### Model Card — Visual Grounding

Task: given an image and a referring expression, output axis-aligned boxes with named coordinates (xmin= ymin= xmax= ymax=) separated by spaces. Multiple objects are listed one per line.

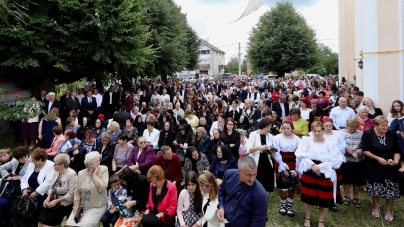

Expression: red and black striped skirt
xmin=300 ymin=161 xmax=342 ymax=208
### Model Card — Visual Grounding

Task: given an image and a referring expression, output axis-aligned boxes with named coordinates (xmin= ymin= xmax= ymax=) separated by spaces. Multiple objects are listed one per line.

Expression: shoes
xmin=330 ymin=206 xmax=338 ymax=212
xmin=385 ymin=213 xmax=393 ymax=222
xmin=28 ymin=146 xmax=34 ymax=149
xmin=279 ymin=201 xmax=287 ymax=215
xmin=318 ymin=221 xmax=325 ymax=227
xmin=343 ymin=196 xmax=350 ymax=206
xmin=353 ymin=198 xmax=360 ymax=208
xmin=371 ymin=209 xmax=380 ymax=218
xmin=286 ymin=200 xmax=294 ymax=217
xmin=304 ymin=218 xmax=311 ymax=227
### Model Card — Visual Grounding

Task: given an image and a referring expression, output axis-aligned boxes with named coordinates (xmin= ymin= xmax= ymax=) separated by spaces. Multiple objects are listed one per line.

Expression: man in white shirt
xmin=160 ymin=89 xmax=170 ymax=104
xmin=76 ymin=88 xmax=85 ymax=104
xmin=92 ymin=88 xmax=103 ymax=110
xmin=330 ymin=97 xmax=356 ymax=129
xmin=173 ymin=102 xmax=185 ymax=120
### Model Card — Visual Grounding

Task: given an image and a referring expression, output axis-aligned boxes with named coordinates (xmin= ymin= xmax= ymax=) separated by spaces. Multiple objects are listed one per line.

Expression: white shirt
xmin=142 ymin=128 xmax=160 ymax=149
xmin=330 ymin=106 xmax=356 ymax=129
xmin=77 ymin=94 xmax=85 ymax=104
xmin=48 ymin=101 xmax=53 ymax=113
xmin=109 ymin=92 xmax=113 ymax=104
xmin=92 ymin=93 xmax=102 ymax=107
xmin=160 ymin=94 xmax=170 ymax=103
xmin=280 ymin=102 xmax=286 ymax=117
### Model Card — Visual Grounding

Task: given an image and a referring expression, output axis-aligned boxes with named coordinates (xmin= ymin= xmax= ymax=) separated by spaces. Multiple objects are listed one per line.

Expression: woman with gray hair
xmin=65 ymin=152 xmax=108 ymax=227
xmin=95 ymin=132 xmax=115 ymax=172
xmin=108 ymin=121 xmax=122 ymax=145
xmin=38 ymin=154 xmax=78 ymax=226
xmin=196 ymin=127 xmax=211 ymax=155
xmin=355 ymin=106 xmax=374 ymax=132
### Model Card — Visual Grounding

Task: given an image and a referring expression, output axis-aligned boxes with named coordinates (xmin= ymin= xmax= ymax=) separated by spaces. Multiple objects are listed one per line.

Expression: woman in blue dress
xmin=38 ymin=108 xmax=61 ymax=148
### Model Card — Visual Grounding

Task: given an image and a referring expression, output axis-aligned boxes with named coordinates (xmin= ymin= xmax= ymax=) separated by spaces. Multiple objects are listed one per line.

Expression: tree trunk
xmin=95 ymin=77 xmax=103 ymax=91
xmin=277 ymin=70 xmax=286 ymax=77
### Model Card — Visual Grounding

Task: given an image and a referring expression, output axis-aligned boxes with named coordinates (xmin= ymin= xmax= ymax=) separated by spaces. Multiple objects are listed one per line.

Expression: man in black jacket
xmin=102 ymin=85 xmax=117 ymax=119
xmin=272 ymin=94 xmax=289 ymax=122
xmin=44 ymin=92 xmax=61 ymax=115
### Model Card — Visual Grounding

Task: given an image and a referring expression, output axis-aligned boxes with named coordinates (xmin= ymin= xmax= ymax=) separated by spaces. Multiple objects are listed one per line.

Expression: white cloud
xmin=174 ymin=0 xmax=339 ymax=63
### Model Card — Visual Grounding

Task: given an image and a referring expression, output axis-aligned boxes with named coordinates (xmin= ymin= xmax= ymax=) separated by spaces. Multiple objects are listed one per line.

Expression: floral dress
xmin=176 ymin=196 xmax=200 ymax=227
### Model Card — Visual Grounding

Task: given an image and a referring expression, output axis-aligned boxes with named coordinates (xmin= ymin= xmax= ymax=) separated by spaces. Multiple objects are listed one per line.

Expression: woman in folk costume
xmin=296 ymin=121 xmax=344 ymax=227
xmin=272 ymin=118 xmax=301 ymax=217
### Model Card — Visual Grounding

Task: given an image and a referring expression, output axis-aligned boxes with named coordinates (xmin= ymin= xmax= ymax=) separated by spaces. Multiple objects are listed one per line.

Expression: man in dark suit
xmin=170 ymin=85 xmax=179 ymax=98
xmin=59 ymin=89 xmax=71 ymax=125
xmin=272 ymin=94 xmax=289 ymax=122
xmin=65 ymin=91 xmax=80 ymax=117
xmin=253 ymin=100 xmax=270 ymax=123
xmin=113 ymin=107 xmax=132 ymax=129
xmin=213 ymin=80 xmax=222 ymax=94
xmin=237 ymin=86 xmax=247 ymax=102
xmin=102 ymin=85 xmax=117 ymax=119
xmin=116 ymin=85 xmax=125 ymax=110
xmin=145 ymin=85 xmax=154 ymax=106
xmin=81 ymin=90 xmax=98 ymax=122
xmin=37 ymin=90 xmax=47 ymax=102
xmin=44 ymin=92 xmax=61 ymax=115
xmin=179 ymin=85 xmax=189 ymax=99
xmin=122 ymin=89 xmax=133 ymax=112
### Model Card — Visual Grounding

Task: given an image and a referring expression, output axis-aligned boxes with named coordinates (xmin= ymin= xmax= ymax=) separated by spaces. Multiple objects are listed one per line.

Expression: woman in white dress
xmin=272 ymin=120 xmax=301 ymax=217
xmin=197 ymin=171 xmax=220 ymax=227
xmin=309 ymin=116 xmax=346 ymax=212
xmin=296 ymin=121 xmax=344 ymax=227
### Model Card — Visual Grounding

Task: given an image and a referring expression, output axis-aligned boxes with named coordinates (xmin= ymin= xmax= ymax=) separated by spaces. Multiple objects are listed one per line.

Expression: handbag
xmin=11 ymin=195 xmax=38 ymax=219
xmin=0 ymin=178 xmax=21 ymax=198
xmin=74 ymin=206 xmax=84 ymax=223
xmin=279 ymin=171 xmax=297 ymax=185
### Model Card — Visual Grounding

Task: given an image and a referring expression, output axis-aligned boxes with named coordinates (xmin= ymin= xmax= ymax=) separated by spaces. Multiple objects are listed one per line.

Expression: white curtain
xmin=233 ymin=0 xmax=264 ymax=22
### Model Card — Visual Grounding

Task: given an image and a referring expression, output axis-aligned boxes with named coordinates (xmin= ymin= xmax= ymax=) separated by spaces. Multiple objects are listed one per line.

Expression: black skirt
xmin=38 ymin=204 xmax=73 ymax=226
xmin=257 ymin=152 xmax=274 ymax=192
xmin=341 ymin=161 xmax=365 ymax=186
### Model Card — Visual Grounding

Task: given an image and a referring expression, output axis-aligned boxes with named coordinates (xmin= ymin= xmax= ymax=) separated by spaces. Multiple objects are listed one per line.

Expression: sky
xmin=172 ymin=0 xmax=339 ymax=64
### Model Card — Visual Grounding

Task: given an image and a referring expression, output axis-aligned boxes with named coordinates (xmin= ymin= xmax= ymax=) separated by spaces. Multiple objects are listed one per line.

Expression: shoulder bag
xmin=11 ymin=195 xmax=37 ymax=219
xmin=0 ymin=177 xmax=21 ymax=198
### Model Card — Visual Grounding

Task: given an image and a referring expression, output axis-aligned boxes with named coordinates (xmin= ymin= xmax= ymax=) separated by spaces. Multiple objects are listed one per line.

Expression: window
xmin=200 ymin=50 xmax=210 ymax=55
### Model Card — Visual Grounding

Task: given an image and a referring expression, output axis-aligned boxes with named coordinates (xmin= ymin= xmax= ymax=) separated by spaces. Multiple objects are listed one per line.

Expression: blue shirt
xmin=218 ymin=169 xmax=268 ymax=227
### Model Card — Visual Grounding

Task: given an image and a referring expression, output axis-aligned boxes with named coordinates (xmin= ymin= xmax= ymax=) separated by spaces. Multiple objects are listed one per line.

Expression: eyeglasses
xmin=54 ymin=163 xmax=63 ymax=166
xmin=139 ymin=141 xmax=147 ymax=144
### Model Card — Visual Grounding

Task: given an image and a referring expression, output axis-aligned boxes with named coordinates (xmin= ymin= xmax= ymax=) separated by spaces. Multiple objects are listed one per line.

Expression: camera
xmin=264 ymin=145 xmax=278 ymax=154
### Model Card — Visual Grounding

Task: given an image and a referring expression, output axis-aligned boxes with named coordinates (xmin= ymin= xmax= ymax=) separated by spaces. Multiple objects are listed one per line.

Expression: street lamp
xmin=358 ymin=59 xmax=363 ymax=69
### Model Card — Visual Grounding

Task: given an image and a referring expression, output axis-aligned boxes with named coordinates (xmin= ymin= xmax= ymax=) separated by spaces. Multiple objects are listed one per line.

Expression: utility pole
xmin=238 ymin=42 xmax=241 ymax=76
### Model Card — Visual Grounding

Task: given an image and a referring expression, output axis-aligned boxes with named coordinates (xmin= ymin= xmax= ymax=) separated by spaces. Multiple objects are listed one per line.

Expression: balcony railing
xmin=199 ymin=64 xmax=210 ymax=70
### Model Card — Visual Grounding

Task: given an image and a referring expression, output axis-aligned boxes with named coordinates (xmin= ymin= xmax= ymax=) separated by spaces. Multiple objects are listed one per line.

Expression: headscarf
xmin=186 ymin=146 xmax=200 ymax=173
xmin=282 ymin=116 xmax=295 ymax=130
xmin=321 ymin=116 xmax=336 ymax=130
xmin=219 ymin=145 xmax=233 ymax=161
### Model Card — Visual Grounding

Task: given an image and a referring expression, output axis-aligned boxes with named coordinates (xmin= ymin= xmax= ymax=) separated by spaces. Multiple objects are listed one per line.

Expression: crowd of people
xmin=1 ymin=74 xmax=404 ymax=227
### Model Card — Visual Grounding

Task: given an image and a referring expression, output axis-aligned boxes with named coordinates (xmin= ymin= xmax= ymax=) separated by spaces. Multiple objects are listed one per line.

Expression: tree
xmin=142 ymin=0 xmax=200 ymax=81
xmin=0 ymin=0 xmax=153 ymax=93
xmin=247 ymin=1 xmax=318 ymax=77
xmin=0 ymin=0 xmax=29 ymax=26
xmin=306 ymin=43 xmax=339 ymax=76
xmin=225 ymin=56 xmax=247 ymax=74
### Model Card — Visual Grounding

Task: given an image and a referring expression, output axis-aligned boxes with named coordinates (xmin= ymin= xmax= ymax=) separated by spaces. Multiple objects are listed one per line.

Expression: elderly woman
xmin=145 ymin=165 xmax=177 ymax=227
xmin=282 ymin=108 xmax=309 ymax=137
xmin=362 ymin=116 xmax=401 ymax=222
xmin=183 ymin=146 xmax=210 ymax=178
xmin=0 ymin=147 xmax=30 ymax=226
xmin=125 ymin=136 xmax=156 ymax=175
xmin=295 ymin=122 xmax=344 ymax=227
xmin=198 ymin=117 xmax=211 ymax=133
xmin=356 ymin=106 xmax=374 ymax=132
xmin=341 ymin=119 xmax=365 ymax=209
xmin=95 ymin=132 xmax=115 ymax=171
xmin=65 ymin=116 xmax=81 ymax=134
xmin=76 ymin=117 xmax=93 ymax=141
xmin=65 ymin=152 xmax=109 ymax=227
xmin=196 ymin=127 xmax=212 ymax=155
xmin=80 ymin=129 xmax=97 ymax=153
xmin=158 ymin=122 xmax=176 ymax=150
xmin=122 ymin=118 xmax=139 ymax=145
xmin=363 ymin=97 xmax=384 ymax=119
xmin=210 ymin=114 xmax=226 ymax=139
xmin=92 ymin=118 xmax=107 ymax=144
xmin=15 ymin=148 xmax=55 ymax=227
xmin=209 ymin=145 xmax=237 ymax=185
xmin=173 ymin=124 xmax=195 ymax=165
xmin=143 ymin=120 xmax=160 ymax=153
xmin=112 ymin=134 xmax=134 ymax=174
xmin=38 ymin=154 xmax=78 ymax=227
xmin=46 ymin=125 xmax=66 ymax=161
xmin=109 ymin=121 xmax=122 ymax=145
xmin=237 ymin=129 xmax=249 ymax=157
xmin=207 ymin=129 xmax=221 ymax=164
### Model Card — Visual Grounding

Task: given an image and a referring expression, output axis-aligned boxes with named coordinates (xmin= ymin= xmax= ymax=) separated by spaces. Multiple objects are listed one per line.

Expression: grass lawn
xmin=1 ymin=133 xmax=404 ymax=227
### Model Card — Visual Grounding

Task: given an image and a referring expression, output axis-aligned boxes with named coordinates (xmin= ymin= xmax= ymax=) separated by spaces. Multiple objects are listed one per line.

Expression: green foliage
xmin=0 ymin=0 xmax=29 ymax=26
xmin=0 ymin=99 xmax=45 ymax=121
xmin=307 ymin=43 xmax=339 ymax=76
xmin=247 ymin=1 xmax=318 ymax=77
xmin=143 ymin=0 xmax=198 ymax=81
xmin=225 ymin=56 xmax=247 ymax=74
xmin=0 ymin=0 xmax=153 ymax=90
xmin=55 ymin=80 xmax=84 ymax=100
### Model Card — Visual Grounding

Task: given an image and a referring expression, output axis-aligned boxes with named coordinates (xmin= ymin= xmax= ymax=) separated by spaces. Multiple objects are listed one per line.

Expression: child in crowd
xmin=101 ymin=175 xmax=127 ymax=227
xmin=0 ymin=148 xmax=12 ymax=166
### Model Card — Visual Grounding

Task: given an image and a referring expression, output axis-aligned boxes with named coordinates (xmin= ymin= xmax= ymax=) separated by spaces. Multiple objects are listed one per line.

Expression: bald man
xmin=329 ymin=97 xmax=356 ymax=130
